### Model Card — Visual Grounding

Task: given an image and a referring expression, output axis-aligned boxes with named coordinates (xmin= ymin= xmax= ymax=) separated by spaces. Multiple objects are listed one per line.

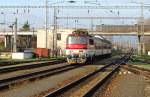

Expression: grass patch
xmin=135 ymin=65 xmax=150 ymax=70
xmin=129 ymin=61 xmax=149 ymax=65
xmin=129 ymin=61 xmax=150 ymax=70
xmin=111 ymin=49 xmax=122 ymax=56
xmin=131 ymin=55 xmax=150 ymax=63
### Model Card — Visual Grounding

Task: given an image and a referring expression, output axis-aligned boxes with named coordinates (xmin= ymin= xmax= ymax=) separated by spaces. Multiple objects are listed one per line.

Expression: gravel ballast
xmin=0 ymin=65 xmax=100 ymax=97
xmin=96 ymin=69 xmax=150 ymax=97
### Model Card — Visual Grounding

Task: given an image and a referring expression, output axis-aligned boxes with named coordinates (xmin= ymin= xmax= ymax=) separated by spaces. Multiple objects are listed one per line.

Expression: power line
xmin=57 ymin=16 xmax=141 ymax=19
xmin=0 ymin=5 xmax=150 ymax=9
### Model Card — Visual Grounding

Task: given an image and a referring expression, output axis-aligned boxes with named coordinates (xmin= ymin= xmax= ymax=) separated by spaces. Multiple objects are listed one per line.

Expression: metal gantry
xmin=137 ymin=0 xmax=145 ymax=55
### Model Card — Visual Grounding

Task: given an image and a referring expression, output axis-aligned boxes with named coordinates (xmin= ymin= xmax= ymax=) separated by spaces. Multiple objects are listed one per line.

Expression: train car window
xmin=109 ymin=45 xmax=111 ymax=49
xmin=105 ymin=45 xmax=108 ymax=49
xmin=57 ymin=33 xmax=61 ymax=40
xmin=89 ymin=39 xmax=94 ymax=45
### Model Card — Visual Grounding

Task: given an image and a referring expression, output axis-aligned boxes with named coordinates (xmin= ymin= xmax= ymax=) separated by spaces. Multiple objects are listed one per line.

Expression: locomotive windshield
xmin=67 ymin=36 xmax=87 ymax=44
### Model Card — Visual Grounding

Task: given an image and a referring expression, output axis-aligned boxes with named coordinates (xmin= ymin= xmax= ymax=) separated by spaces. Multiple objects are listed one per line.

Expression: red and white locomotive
xmin=65 ymin=33 xmax=112 ymax=64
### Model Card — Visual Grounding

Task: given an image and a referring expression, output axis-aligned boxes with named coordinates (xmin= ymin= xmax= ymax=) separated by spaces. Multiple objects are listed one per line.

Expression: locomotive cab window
xmin=89 ymin=39 xmax=94 ymax=45
xmin=67 ymin=36 xmax=87 ymax=44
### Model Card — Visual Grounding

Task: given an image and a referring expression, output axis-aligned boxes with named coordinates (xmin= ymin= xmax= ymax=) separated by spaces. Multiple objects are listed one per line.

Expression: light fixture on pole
xmin=52 ymin=0 xmax=76 ymax=57
xmin=68 ymin=0 xmax=76 ymax=3
xmin=45 ymin=0 xmax=76 ymax=57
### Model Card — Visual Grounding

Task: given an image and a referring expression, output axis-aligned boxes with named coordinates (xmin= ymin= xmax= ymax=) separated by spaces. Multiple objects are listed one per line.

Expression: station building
xmin=37 ymin=28 xmax=74 ymax=56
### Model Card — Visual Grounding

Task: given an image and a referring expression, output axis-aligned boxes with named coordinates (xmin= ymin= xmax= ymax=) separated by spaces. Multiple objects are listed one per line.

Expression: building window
xmin=57 ymin=33 xmax=61 ymax=40
xmin=89 ymin=39 xmax=94 ymax=45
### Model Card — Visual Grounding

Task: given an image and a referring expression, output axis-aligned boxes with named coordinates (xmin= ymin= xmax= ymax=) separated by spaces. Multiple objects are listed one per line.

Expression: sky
xmin=0 ymin=0 xmax=150 ymax=29
xmin=0 ymin=0 xmax=150 ymax=48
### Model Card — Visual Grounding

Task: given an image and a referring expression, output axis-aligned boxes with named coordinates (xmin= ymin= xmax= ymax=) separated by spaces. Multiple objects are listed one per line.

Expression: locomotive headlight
xmin=67 ymin=55 xmax=72 ymax=59
xmin=69 ymin=50 xmax=72 ymax=54
xmin=80 ymin=54 xmax=86 ymax=59
xmin=79 ymin=50 xmax=83 ymax=52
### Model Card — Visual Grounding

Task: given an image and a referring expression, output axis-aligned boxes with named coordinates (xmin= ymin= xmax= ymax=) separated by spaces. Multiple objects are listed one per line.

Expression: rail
xmin=0 ymin=63 xmax=84 ymax=90
xmin=44 ymin=53 xmax=131 ymax=97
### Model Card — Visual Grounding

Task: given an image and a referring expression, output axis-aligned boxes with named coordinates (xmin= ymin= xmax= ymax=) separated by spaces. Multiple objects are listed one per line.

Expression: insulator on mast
xmin=17 ymin=9 xmax=18 ymax=13
xmin=88 ymin=9 xmax=90 ymax=14
xmin=24 ymin=9 xmax=26 ymax=13
xmin=118 ymin=11 xmax=119 ymax=16
xmin=58 ymin=9 xmax=59 ymax=14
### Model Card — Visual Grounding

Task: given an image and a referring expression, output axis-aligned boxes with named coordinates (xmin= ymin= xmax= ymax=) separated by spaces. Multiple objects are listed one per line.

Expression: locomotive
xmin=65 ymin=33 xmax=112 ymax=64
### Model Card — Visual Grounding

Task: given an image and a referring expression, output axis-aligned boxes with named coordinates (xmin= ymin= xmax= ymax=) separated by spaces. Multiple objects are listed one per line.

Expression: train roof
xmin=94 ymin=35 xmax=111 ymax=44
xmin=68 ymin=34 xmax=88 ymax=37
xmin=68 ymin=34 xmax=111 ymax=44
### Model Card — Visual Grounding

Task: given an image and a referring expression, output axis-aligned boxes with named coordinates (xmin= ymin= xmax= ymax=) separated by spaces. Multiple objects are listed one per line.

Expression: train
xmin=65 ymin=33 xmax=112 ymax=64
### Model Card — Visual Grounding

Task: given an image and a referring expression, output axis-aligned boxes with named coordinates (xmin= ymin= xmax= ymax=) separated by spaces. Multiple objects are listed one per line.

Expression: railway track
xmin=0 ymin=62 xmax=86 ymax=90
xmin=0 ymin=58 xmax=66 ymax=67
xmin=0 ymin=55 xmax=119 ymax=92
xmin=44 ymin=54 xmax=131 ymax=97
xmin=0 ymin=60 xmax=36 ymax=67
xmin=0 ymin=60 xmax=65 ymax=74
xmin=140 ymin=60 xmax=150 ymax=64
xmin=123 ymin=65 xmax=150 ymax=79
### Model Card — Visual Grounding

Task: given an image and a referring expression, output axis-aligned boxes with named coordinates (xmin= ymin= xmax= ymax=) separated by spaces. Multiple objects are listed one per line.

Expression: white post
xmin=13 ymin=18 xmax=17 ymax=52
xmin=4 ymin=36 xmax=7 ymax=48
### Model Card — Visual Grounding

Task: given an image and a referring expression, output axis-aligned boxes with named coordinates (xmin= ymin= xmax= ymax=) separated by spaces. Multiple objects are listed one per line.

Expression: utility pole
xmin=91 ymin=19 xmax=93 ymax=31
xmin=13 ymin=18 xmax=17 ymax=52
xmin=45 ymin=0 xmax=48 ymax=49
xmin=53 ymin=6 xmax=57 ymax=57
xmin=66 ymin=14 xmax=69 ymax=29
xmin=32 ymin=27 xmax=35 ymax=48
